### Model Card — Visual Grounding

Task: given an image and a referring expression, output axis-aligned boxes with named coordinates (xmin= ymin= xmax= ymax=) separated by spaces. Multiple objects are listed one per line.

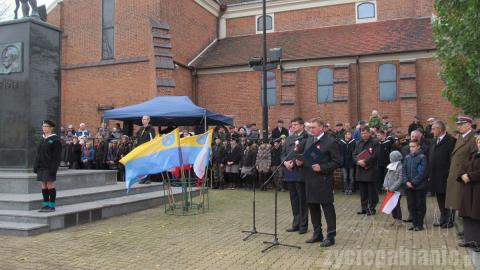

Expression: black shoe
xmin=403 ymin=218 xmax=413 ymax=223
xmin=441 ymin=223 xmax=454 ymax=229
xmin=320 ymin=239 xmax=335 ymax=247
xmin=408 ymin=226 xmax=415 ymax=231
xmin=298 ymin=229 xmax=307 ymax=234
xmin=366 ymin=209 xmax=376 ymax=216
xmin=457 ymin=231 xmax=465 ymax=237
xmin=305 ymin=236 xmax=324 ymax=244
xmin=38 ymin=206 xmax=50 ymax=212
xmin=458 ymin=240 xmax=476 ymax=248
xmin=357 ymin=210 xmax=367 ymax=215
xmin=432 ymin=222 xmax=442 ymax=227
xmin=44 ymin=207 xmax=55 ymax=212
xmin=286 ymin=227 xmax=299 ymax=232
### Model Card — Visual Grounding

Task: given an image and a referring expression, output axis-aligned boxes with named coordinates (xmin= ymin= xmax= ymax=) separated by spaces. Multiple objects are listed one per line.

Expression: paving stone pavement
xmin=0 ymin=190 xmax=476 ymax=270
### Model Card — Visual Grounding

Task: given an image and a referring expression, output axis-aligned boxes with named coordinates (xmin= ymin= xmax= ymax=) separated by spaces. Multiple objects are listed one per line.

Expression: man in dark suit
xmin=353 ymin=126 xmax=379 ymax=215
xmin=428 ymin=120 xmax=456 ymax=228
xmin=282 ymin=117 xmax=309 ymax=234
xmin=271 ymin=120 xmax=290 ymax=141
xmin=297 ymin=118 xmax=342 ymax=247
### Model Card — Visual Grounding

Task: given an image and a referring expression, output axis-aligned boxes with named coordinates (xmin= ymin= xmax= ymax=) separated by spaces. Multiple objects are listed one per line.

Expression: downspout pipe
xmin=355 ymin=56 xmax=361 ymax=122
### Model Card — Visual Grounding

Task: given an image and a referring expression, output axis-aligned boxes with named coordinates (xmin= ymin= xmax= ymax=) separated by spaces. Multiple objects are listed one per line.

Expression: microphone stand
xmin=259 ymin=149 xmax=302 ymax=253
xmin=241 ymin=175 xmax=274 ymax=240
xmin=241 ymin=142 xmax=296 ymax=241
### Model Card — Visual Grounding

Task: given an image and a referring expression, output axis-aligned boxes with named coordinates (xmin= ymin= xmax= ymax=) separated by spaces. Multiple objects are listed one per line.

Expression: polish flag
xmin=380 ymin=191 xmax=401 ymax=214
xmin=193 ymin=139 xmax=210 ymax=180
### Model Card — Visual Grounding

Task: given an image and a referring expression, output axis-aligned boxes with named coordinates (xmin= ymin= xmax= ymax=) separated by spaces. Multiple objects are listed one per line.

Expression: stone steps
xmin=0 ymin=187 xmax=202 ymax=236
xmin=0 ymin=221 xmax=49 ymax=236
xmin=0 ymin=170 xmax=117 ymax=194
xmin=0 ymin=182 xmax=165 ymax=210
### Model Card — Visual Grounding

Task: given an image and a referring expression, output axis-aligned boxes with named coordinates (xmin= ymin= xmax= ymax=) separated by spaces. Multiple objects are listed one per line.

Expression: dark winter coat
xmin=428 ymin=133 xmax=456 ymax=194
xmin=377 ymin=139 xmax=393 ymax=167
xmin=136 ymin=125 xmax=156 ymax=146
xmin=457 ymin=152 xmax=480 ymax=220
xmin=281 ymin=131 xmax=308 ymax=182
xmin=33 ymin=134 xmax=62 ymax=175
xmin=353 ymin=138 xmax=378 ymax=182
xmin=212 ymin=143 xmax=226 ymax=165
xmin=271 ymin=127 xmax=289 ymax=140
xmin=226 ymin=145 xmax=242 ymax=165
xmin=339 ymin=139 xmax=356 ymax=168
xmin=301 ymin=133 xmax=342 ymax=204
xmin=402 ymin=150 xmax=427 ymax=190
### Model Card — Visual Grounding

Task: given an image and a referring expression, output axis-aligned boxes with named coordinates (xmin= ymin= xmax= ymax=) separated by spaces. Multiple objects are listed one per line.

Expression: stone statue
xmin=14 ymin=0 xmax=40 ymax=19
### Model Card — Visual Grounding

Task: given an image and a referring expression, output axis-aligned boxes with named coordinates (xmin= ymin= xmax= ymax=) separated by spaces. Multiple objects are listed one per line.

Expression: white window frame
xmin=255 ymin=14 xmax=274 ymax=34
xmin=355 ymin=1 xmax=377 ymax=24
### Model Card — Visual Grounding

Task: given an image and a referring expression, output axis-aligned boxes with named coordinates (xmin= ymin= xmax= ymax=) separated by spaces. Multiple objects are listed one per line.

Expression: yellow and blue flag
xmin=179 ymin=129 xmax=213 ymax=166
xmin=120 ymin=128 xmax=181 ymax=192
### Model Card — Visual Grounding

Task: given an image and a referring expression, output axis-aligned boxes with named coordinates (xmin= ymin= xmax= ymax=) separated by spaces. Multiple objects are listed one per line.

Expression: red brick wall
xmin=226 ymin=16 xmax=255 ymax=37
xmin=225 ymin=0 xmax=435 ymax=38
xmin=275 ymin=3 xmax=355 ymax=32
xmin=416 ymin=58 xmax=456 ymax=126
xmin=197 ymin=58 xmax=454 ymax=134
xmin=47 ymin=0 xmax=217 ymax=128
xmin=61 ymin=61 xmax=154 ymax=128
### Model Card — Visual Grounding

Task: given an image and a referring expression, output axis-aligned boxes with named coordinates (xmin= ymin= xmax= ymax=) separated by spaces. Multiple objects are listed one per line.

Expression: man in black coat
xmin=136 ymin=115 xmax=156 ymax=146
xmin=271 ymin=120 xmax=289 ymax=141
xmin=297 ymin=118 xmax=342 ymax=247
xmin=428 ymin=120 xmax=456 ymax=228
xmin=353 ymin=126 xmax=379 ymax=215
xmin=135 ymin=115 xmax=156 ymax=184
xmin=282 ymin=117 xmax=309 ymax=234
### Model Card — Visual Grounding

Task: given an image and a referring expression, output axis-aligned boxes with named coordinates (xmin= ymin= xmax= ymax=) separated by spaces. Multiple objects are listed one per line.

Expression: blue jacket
xmin=81 ymin=146 xmax=95 ymax=161
xmin=402 ymin=150 xmax=427 ymax=190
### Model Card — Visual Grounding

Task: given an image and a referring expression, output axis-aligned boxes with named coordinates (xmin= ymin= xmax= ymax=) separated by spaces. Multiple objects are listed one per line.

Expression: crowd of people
xmin=53 ymin=111 xmax=480 ymax=251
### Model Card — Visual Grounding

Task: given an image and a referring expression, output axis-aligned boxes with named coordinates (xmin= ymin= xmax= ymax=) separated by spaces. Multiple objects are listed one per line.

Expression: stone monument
xmin=0 ymin=18 xmax=61 ymax=169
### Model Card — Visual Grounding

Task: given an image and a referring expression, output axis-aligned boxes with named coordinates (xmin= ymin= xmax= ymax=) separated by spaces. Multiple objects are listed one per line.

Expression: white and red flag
xmin=380 ymin=191 xmax=401 ymax=214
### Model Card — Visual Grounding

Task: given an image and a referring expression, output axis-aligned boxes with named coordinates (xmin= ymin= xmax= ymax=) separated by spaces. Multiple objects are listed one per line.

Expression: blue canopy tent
xmin=103 ymin=96 xmax=234 ymax=127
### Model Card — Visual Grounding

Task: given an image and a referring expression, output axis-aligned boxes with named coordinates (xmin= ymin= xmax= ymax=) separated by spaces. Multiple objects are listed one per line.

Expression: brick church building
xmin=46 ymin=0 xmax=456 ymax=131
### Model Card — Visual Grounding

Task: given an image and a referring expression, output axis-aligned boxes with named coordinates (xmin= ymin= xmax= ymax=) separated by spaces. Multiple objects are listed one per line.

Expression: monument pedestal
xmin=0 ymin=18 xmax=61 ymax=169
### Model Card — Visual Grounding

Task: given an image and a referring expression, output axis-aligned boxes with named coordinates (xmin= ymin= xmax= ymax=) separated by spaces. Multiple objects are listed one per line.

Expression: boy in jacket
xmin=403 ymin=140 xmax=427 ymax=231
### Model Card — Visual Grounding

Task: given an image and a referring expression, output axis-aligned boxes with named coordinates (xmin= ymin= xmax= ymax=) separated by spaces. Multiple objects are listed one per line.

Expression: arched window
xmin=357 ymin=2 xmax=375 ymax=20
xmin=317 ymin=68 xmax=334 ymax=103
xmin=256 ymin=15 xmax=273 ymax=32
xmin=261 ymin=71 xmax=276 ymax=106
xmin=379 ymin=64 xmax=397 ymax=101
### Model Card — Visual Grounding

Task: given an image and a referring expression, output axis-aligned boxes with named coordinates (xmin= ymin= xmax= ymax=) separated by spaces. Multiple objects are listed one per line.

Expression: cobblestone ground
xmin=0 ymin=190 xmax=475 ymax=270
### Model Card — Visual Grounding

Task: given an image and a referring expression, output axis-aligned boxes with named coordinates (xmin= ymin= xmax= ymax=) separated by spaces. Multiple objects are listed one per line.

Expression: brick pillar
xmin=150 ymin=19 xmax=175 ymax=96
xmin=398 ymin=60 xmax=418 ymax=132
xmin=332 ymin=64 xmax=350 ymax=124
xmin=279 ymin=68 xmax=300 ymax=120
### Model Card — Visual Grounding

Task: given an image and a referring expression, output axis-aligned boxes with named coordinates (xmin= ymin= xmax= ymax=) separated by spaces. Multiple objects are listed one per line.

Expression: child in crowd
xmin=383 ymin=150 xmax=404 ymax=226
xmin=402 ymin=140 xmax=427 ymax=231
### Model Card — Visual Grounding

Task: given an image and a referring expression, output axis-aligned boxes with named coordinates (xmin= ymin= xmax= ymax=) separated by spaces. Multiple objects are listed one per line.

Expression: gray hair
xmin=432 ymin=120 xmax=446 ymax=132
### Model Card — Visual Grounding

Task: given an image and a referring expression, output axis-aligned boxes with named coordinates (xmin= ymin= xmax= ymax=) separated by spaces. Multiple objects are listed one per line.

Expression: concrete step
xmin=0 ymin=187 xmax=204 ymax=236
xmin=0 ymin=170 xmax=117 ymax=194
xmin=0 ymin=182 xmax=165 ymax=210
xmin=0 ymin=221 xmax=49 ymax=236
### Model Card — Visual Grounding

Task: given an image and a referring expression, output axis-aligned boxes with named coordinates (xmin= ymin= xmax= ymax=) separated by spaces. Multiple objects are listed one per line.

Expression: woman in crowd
xmin=240 ymin=142 xmax=257 ymax=189
xmin=81 ymin=141 xmax=95 ymax=169
xmin=68 ymin=136 xmax=82 ymax=169
xmin=256 ymin=142 xmax=271 ymax=191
